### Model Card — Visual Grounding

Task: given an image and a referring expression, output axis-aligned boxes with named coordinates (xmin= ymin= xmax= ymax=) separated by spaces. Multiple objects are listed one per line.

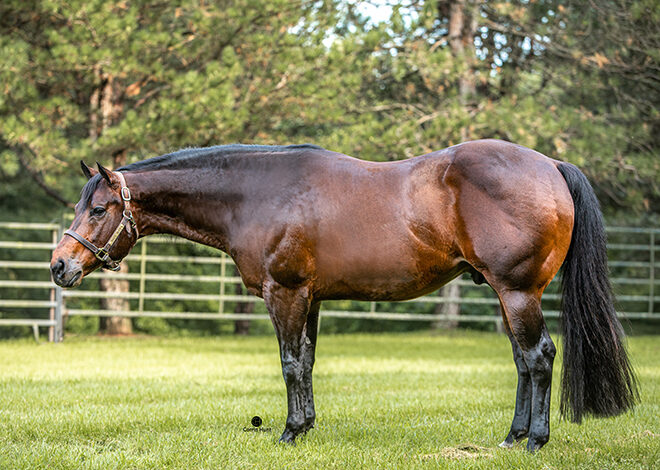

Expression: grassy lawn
xmin=0 ymin=331 xmax=657 ymax=469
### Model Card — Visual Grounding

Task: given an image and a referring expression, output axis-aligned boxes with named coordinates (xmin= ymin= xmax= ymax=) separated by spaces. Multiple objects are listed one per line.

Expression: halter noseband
xmin=64 ymin=172 xmax=138 ymax=271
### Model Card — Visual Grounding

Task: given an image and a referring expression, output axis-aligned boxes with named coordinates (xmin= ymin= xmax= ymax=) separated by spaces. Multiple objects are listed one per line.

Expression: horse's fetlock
xmin=286 ymin=414 xmax=306 ymax=434
xmin=512 ymin=427 xmax=529 ymax=440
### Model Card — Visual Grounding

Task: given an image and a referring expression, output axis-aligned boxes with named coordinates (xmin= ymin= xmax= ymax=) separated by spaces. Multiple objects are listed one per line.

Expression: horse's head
xmin=50 ymin=162 xmax=139 ymax=288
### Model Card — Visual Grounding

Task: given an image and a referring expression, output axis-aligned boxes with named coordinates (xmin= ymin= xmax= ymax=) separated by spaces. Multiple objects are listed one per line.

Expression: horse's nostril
xmin=51 ymin=259 xmax=65 ymax=279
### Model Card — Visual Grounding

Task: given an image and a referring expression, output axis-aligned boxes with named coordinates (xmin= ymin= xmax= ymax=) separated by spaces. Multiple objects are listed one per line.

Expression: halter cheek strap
xmin=64 ymin=171 xmax=138 ymax=271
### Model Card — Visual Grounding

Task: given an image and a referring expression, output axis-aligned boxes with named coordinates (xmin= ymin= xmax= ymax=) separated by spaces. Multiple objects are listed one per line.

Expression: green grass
xmin=0 ymin=331 xmax=657 ymax=469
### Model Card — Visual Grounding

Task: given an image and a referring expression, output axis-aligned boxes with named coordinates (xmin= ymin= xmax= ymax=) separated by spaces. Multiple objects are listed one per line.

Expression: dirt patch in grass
xmin=420 ymin=444 xmax=494 ymax=461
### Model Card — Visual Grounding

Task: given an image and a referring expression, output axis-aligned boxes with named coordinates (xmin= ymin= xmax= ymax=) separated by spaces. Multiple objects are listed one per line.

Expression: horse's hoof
xmin=526 ymin=438 xmax=547 ymax=453
xmin=278 ymin=430 xmax=297 ymax=445
xmin=498 ymin=440 xmax=514 ymax=449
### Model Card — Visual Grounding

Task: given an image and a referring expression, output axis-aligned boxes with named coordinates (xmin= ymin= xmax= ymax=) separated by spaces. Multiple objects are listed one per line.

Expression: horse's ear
xmin=96 ymin=162 xmax=118 ymax=188
xmin=80 ymin=161 xmax=97 ymax=179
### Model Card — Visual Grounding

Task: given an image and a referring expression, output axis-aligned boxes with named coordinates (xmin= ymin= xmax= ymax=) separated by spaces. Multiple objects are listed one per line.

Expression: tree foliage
xmin=322 ymin=0 xmax=659 ymax=213
xmin=0 ymin=0 xmax=343 ymax=208
xmin=1 ymin=0 xmax=657 ymax=217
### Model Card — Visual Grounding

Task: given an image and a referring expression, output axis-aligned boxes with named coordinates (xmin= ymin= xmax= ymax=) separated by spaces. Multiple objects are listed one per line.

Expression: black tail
xmin=556 ymin=162 xmax=638 ymax=423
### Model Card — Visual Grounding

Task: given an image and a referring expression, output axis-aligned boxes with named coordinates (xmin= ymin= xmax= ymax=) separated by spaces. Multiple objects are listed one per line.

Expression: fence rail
xmin=0 ymin=222 xmax=63 ymax=341
xmin=0 ymin=221 xmax=658 ymax=342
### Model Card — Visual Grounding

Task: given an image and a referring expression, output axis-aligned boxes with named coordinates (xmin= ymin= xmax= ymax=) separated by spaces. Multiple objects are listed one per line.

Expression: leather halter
xmin=64 ymin=172 xmax=138 ymax=271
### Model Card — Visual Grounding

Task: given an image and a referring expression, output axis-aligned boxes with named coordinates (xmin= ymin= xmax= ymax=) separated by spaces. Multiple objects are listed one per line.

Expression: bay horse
xmin=50 ymin=139 xmax=637 ymax=451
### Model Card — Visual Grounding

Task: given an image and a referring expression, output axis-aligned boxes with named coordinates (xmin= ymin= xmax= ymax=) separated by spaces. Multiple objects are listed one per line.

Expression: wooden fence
xmin=0 ymin=222 xmax=658 ymax=342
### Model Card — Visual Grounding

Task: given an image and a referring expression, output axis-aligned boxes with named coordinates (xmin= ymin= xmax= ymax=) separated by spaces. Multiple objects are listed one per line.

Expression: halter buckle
xmin=121 ymin=186 xmax=131 ymax=201
xmin=96 ymin=247 xmax=109 ymax=262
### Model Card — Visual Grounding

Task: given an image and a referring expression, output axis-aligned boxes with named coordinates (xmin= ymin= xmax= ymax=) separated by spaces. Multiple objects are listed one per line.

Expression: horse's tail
xmin=556 ymin=162 xmax=638 ymax=423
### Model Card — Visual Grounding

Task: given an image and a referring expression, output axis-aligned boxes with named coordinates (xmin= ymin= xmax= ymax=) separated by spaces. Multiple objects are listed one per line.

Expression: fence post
xmin=650 ymin=231 xmax=655 ymax=316
xmin=49 ymin=227 xmax=57 ymax=342
xmin=54 ymin=284 xmax=63 ymax=342
xmin=49 ymin=285 xmax=55 ymax=342
xmin=219 ymin=252 xmax=226 ymax=314
xmin=48 ymin=225 xmax=64 ymax=343
xmin=138 ymin=239 xmax=147 ymax=313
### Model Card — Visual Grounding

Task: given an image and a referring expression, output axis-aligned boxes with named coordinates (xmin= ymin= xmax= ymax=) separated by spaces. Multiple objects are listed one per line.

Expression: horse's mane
xmin=80 ymin=175 xmax=104 ymax=209
xmin=119 ymin=143 xmax=323 ymax=172
xmin=79 ymin=144 xmax=323 ymax=207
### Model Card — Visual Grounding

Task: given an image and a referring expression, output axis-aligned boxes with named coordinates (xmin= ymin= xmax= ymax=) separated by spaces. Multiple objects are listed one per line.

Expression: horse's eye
xmin=91 ymin=206 xmax=106 ymax=217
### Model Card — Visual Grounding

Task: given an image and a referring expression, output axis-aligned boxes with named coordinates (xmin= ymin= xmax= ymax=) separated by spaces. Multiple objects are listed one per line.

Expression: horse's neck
xmin=127 ymin=169 xmax=238 ymax=251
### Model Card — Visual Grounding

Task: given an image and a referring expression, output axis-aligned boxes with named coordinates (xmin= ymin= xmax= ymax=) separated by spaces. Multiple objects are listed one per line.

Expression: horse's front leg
xmin=264 ymin=281 xmax=317 ymax=444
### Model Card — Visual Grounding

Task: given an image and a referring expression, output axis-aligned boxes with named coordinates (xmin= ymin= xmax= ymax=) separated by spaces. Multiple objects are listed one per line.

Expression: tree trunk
xmin=447 ymin=0 xmax=478 ymax=100
xmin=99 ymin=261 xmax=132 ymax=335
xmin=433 ymin=282 xmax=461 ymax=329
xmin=233 ymin=283 xmax=253 ymax=335
xmin=93 ymin=70 xmax=132 ymax=335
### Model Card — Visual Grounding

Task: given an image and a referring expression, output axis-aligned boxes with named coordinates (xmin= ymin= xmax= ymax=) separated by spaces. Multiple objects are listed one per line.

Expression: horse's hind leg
xmin=302 ymin=302 xmax=320 ymax=431
xmin=499 ymin=301 xmax=532 ymax=448
xmin=497 ymin=290 xmax=556 ymax=452
xmin=263 ymin=281 xmax=318 ymax=444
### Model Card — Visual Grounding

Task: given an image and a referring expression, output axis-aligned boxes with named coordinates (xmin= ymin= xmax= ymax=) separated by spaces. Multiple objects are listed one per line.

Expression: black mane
xmin=79 ymin=143 xmax=324 ymax=207
xmin=118 ymin=143 xmax=323 ymax=172
xmin=79 ymin=174 xmax=103 ymax=209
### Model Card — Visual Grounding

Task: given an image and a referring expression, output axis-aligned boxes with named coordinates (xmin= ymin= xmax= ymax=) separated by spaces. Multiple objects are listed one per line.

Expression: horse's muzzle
xmin=50 ymin=258 xmax=83 ymax=288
